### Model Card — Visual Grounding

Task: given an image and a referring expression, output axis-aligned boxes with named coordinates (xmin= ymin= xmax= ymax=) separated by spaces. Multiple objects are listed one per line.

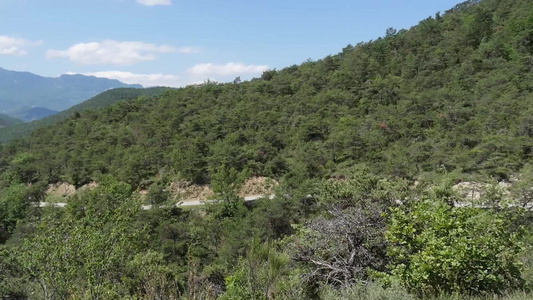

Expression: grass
xmin=319 ymin=283 xmax=532 ymax=300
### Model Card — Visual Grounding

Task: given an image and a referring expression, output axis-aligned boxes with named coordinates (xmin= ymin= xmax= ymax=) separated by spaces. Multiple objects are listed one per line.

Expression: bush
xmin=219 ymin=239 xmax=297 ymax=300
xmin=385 ymin=191 xmax=526 ymax=296
xmin=0 ymin=183 xmax=29 ymax=243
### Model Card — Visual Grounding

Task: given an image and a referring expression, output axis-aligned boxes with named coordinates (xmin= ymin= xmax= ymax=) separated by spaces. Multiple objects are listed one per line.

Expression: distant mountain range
xmin=0 ymin=67 xmax=142 ymax=120
xmin=11 ymin=107 xmax=59 ymax=122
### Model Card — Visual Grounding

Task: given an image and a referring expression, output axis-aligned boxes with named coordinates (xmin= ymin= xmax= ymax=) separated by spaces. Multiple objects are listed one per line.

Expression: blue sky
xmin=0 ymin=0 xmax=460 ymax=87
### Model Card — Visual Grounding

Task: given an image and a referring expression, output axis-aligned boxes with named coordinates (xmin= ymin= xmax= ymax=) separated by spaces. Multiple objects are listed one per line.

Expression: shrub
xmin=385 ymin=192 xmax=526 ymax=296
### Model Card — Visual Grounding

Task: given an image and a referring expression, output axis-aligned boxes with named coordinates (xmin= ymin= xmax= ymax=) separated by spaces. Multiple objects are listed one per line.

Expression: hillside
xmin=0 ymin=87 xmax=173 ymax=143
xmin=1 ymin=0 xmax=531 ymax=187
xmin=0 ymin=68 xmax=142 ymax=115
xmin=0 ymin=114 xmax=22 ymax=128
xmin=0 ymin=0 xmax=532 ymax=299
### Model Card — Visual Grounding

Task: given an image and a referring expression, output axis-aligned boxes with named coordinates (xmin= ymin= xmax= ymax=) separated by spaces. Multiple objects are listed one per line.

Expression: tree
xmin=0 ymin=183 xmax=29 ymax=243
xmin=291 ymin=173 xmax=405 ymax=287
xmin=511 ymin=164 xmax=533 ymax=209
xmin=220 ymin=239 xmax=294 ymax=300
xmin=18 ymin=218 xmax=80 ymax=300
xmin=385 ymin=190 xmax=525 ymax=296
xmin=17 ymin=177 xmax=144 ymax=299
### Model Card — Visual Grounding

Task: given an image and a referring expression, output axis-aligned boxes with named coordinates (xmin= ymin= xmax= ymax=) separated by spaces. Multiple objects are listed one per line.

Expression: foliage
xmin=0 ymin=114 xmax=23 ymax=128
xmin=0 ymin=87 xmax=172 ymax=143
xmin=511 ymin=164 xmax=533 ymax=208
xmin=16 ymin=177 xmax=145 ymax=299
xmin=318 ymin=282 xmax=414 ymax=300
xmin=0 ymin=183 xmax=29 ymax=243
xmin=0 ymin=0 xmax=531 ymax=188
xmin=219 ymin=239 xmax=294 ymax=300
xmin=385 ymin=188 xmax=526 ymax=296
xmin=0 ymin=245 xmax=26 ymax=299
xmin=124 ymin=250 xmax=183 ymax=300
xmin=0 ymin=0 xmax=532 ymax=299
xmin=290 ymin=172 xmax=406 ymax=287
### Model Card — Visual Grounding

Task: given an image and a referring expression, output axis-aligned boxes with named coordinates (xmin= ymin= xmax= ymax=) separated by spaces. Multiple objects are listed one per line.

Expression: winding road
xmin=36 ymin=194 xmax=276 ymax=210
xmin=35 ymin=195 xmax=533 ymax=211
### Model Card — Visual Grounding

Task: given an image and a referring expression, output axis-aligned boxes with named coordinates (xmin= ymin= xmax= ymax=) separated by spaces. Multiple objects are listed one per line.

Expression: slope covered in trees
xmin=0 ymin=0 xmax=532 ymax=299
xmin=0 ymin=114 xmax=22 ymax=128
xmin=1 ymin=0 xmax=531 ymax=187
xmin=0 ymin=87 xmax=173 ymax=143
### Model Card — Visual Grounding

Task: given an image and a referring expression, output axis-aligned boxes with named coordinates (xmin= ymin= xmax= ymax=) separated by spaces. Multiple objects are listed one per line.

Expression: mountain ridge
xmin=0 ymin=114 xmax=23 ymax=128
xmin=9 ymin=107 xmax=59 ymax=122
xmin=0 ymin=67 xmax=142 ymax=115
xmin=0 ymin=87 xmax=173 ymax=143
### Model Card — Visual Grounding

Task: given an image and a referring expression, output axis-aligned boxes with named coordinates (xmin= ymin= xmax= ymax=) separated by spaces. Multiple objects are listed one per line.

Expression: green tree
xmin=17 ymin=177 xmax=144 ymax=299
xmin=385 ymin=190 xmax=525 ymax=296
xmin=0 ymin=183 xmax=29 ymax=243
xmin=220 ymin=239 xmax=294 ymax=300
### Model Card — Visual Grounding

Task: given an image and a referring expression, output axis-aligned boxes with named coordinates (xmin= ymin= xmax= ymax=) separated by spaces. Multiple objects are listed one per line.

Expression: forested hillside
xmin=0 ymin=114 xmax=22 ymax=128
xmin=1 ymin=0 xmax=531 ymax=187
xmin=0 ymin=87 xmax=173 ymax=143
xmin=0 ymin=0 xmax=532 ymax=299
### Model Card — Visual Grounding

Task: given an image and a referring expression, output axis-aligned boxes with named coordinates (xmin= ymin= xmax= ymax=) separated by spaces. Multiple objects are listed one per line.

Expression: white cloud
xmin=137 ymin=0 xmax=172 ymax=6
xmin=0 ymin=36 xmax=42 ymax=56
xmin=68 ymin=62 xmax=268 ymax=88
xmin=47 ymin=40 xmax=188 ymax=65
xmin=188 ymin=62 xmax=269 ymax=76
xmin=72 ymin=71 xmax=182 ymax=87
xmin=177 ymin=46 xmax=201 ymax=54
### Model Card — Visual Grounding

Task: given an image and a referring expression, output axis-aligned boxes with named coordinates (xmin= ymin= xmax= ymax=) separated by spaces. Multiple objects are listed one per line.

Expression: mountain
xmin=10 ymin=107 xmax=59 ymax=122
xmin=0 ymin=68 xmax=142 ymax=115
xmin=1 ymin=0 xmax=530 ymax=187
xmin=0 ymin=87 xmax=173 ymax=143
xmin=0 ymin=114 xmax=23 ymax=128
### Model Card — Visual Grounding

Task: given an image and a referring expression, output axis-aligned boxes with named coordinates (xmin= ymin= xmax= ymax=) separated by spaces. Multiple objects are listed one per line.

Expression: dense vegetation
xmin=0 ymin=114 xmax=22 ymax=128
xmin=0 ymin=87 xmax=173 ymax=143
xmin=0 ymin=0 xmax=532 ymax=299
xmin=2 ymin=0 xmax=532 ymax=187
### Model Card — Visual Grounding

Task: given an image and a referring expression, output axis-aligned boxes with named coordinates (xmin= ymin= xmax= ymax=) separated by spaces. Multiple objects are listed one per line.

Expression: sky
xmin=0 ymin=0 xmax=461 ymax=88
